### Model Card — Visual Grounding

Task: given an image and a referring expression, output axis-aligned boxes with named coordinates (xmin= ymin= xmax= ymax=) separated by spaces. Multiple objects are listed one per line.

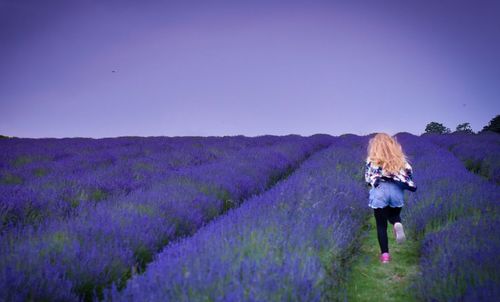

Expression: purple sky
xmin=1 ymin=0 xmax=499 ymax=138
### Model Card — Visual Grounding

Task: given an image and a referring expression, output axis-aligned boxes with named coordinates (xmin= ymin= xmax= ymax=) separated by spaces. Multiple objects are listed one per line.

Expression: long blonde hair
xmin=367 ymin=133 xmax=409 ymax=174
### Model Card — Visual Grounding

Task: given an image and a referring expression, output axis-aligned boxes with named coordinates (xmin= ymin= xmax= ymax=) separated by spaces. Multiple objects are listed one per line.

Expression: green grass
xmin=1 ymin=172 xmax=23 ymax=185
xmin=346 ymin=215 xmax=421 ymax=302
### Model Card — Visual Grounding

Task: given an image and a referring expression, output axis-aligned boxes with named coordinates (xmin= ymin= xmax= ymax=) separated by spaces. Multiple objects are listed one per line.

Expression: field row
xmin=1 ymin=136 xmax=255 ymax=230
xmin=1 ymin=133 xmax=498 ymax=301
xmin=422 ymin=132 xmax=500 ymax=184
xmin=0 ymin=135 xmax=334 ymax=301
xmin=105 ymin=135 xmax=370 ymax=301
xmin=399 ymin=133 xmax=500 ymax=301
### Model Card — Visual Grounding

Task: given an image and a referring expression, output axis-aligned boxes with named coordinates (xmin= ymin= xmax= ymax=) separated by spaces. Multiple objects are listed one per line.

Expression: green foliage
xmin=90 ymin=189 xmax=108 ymax=202
xmin=463 ymin=158 xmax=492 ymax=181
xmin=33 ymin=168 xmax=49 ymax=177
xmin=48 ymin=231 xmax=71 ymax=254
xmin=464 ymin=158 xmax=481 ymax=174
xmin=61 ymin=188 xmax=107 ymax=209
xmin=1 ymin=172 xmax=23 ymax=185
xmin=480 ymin=114 xmax=500 ymax=133
xmin=134 ymin=245 xmax=153 ymax=271
xmin=346 ymin=216 xmax=421 ymax=302
xmin=0 ymin=134 xmax=9 ymax=139
xmin=222 ymin=197 xmax=235 ymax=213
xmin=13 ymin=155 xmax=33 ymax=167
xmin=424 ymin=122 xmax=451 ymax=134
xmin=265 ymin=164 xmax=295 ymax=190
xmin=454 ymin=122 xmax=474 ymax=134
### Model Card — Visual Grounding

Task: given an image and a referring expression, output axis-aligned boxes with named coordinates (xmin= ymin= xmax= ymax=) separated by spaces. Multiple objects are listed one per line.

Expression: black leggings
xmin=373 ymin=206 xmax=402 ymax=253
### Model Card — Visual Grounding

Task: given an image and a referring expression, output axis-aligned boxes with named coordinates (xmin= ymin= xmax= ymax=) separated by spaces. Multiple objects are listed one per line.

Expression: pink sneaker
xmin=380 ymin=252 xmax=391 ymax=263
xmin=394 ymin=222 xmax=406 ymax=244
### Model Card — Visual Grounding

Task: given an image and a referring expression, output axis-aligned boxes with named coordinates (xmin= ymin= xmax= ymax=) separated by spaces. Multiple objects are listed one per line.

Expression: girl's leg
xmin=387 ymin=206 xmax=406 ymax=243
xmin=373 ymin=208 xmax=389 ymax=253
xmin=387 ymin=206 xmax=402 ymax=225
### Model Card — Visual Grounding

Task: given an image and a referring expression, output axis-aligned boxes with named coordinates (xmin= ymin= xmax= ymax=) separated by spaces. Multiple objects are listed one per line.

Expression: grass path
xmin=346 ymin=215 xmax=422 ymax=302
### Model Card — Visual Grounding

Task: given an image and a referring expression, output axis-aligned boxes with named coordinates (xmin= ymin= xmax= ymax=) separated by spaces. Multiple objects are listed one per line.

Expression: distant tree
xmin=454 ymin=122 xmax=474 ymax=134
xmin=480 ymin=115 xmax=500 ymax=134
xmin=424 ymin=122 xmax=451 ymax=134
xmin=0 ymin=135 xmax=9 ymax=139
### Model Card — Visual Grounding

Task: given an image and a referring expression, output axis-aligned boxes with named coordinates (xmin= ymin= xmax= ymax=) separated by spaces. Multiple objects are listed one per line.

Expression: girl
xmin=364 ymin=133 xmax=417 ymax=263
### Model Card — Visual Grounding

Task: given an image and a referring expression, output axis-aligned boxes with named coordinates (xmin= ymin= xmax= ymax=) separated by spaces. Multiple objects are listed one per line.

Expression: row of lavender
xmin=397 ymin=133 xmax=500 ymax=301
xmin=422 ymin=132 xmax=500 ymax=184
xmin=104 ymin=135 xmax=371 ymax=301
xmin=0 ymin=135 xmax=334 ymax=301
xmin=0 ymin=136 xmax=257 ymax=231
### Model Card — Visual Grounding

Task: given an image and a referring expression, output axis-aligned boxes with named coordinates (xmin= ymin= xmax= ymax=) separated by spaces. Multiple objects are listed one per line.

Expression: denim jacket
xmin=364 ymin=157 xmax=417 ymax=192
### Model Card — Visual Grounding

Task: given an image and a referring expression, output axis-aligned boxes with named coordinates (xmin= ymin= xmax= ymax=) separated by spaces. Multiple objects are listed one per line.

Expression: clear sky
xmin=1 ymin=0 xmax=499 ymax=138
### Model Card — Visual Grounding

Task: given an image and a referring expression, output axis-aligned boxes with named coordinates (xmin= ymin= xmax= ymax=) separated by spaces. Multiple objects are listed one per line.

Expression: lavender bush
xmin=417 ymin=216 xmax=500 ymax=301
xmin=397 ymin=133 xmax=500 ymax=301
xmin=105 ymin=136 xmax=370 ymax=302
xmin=0 ymin=136 xmax=249 ymax=231
xmin=422 ymin=132 xmax=500 ymax=184
xmin=2 ymin=132 xmax=498 ymax=302
xmin=0 ymin=135 xmax=333 ymax=301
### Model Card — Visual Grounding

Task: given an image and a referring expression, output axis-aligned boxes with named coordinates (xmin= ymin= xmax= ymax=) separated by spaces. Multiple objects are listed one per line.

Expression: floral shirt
xmin=364 ymin=157 xmax=417 ymax=192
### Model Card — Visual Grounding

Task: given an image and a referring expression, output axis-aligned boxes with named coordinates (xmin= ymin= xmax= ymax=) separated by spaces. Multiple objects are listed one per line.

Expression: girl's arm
xmin=365 ymin=159 xmax=382 ymax=188
xmin=402 ymin=162 xmax=417 ymax=192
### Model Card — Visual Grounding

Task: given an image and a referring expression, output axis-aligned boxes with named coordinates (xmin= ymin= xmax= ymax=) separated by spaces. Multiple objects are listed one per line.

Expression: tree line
xmin=424 ymin=114 xmax=499 ymax=135
xmin=2 ymin=115 xmax=499 ymax=138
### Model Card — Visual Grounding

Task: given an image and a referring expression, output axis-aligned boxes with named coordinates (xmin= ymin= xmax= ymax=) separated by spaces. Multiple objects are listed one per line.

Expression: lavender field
xmin=0 ymin=133 xmax=498 ymax=302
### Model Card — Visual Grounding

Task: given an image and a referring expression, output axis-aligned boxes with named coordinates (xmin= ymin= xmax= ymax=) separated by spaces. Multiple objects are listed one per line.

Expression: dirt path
xmin=346 ymin=215 xmax=421 ymax=301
